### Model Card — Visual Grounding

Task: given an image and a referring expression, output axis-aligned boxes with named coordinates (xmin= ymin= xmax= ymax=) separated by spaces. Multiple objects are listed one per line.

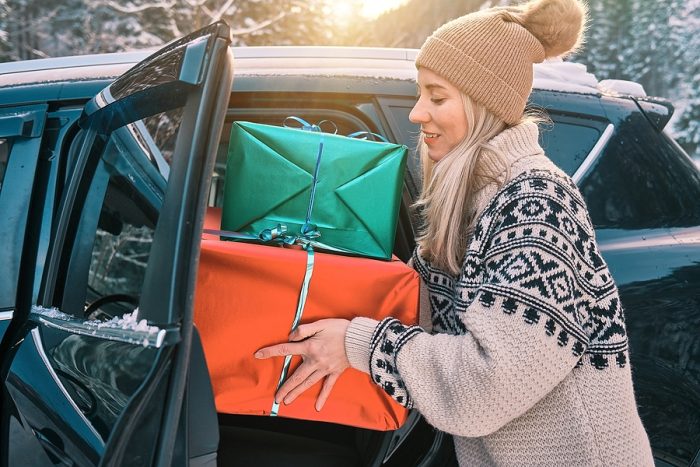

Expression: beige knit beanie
xmin=416 ymin=0 xmax=587 ymax=125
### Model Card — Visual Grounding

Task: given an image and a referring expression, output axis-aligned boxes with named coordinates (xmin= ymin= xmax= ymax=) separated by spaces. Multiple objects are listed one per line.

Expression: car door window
xmin=376 ymin=99 xmax=608 ymax=193
xmin=63 ymin=108 xmax=179 ymax=316
xmin=36 ymin=117 xmax=170 ymax=446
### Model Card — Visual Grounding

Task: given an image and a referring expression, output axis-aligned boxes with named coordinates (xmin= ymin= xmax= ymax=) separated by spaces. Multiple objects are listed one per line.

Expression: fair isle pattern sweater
xmin=344 ymin=122 xmax=653 ymax=466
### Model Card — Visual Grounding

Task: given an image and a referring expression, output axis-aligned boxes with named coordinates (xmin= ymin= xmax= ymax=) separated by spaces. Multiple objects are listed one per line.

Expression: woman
xmin=256 ymin=0 xmax=654 ymax=464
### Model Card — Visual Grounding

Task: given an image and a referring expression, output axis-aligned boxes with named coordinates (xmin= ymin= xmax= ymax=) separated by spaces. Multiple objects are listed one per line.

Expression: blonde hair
xmin=414 ymin=94 xmax=521 ymax=275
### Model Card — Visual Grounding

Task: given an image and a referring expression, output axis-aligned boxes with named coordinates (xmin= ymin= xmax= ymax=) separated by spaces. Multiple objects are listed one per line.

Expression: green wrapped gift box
xmin=221 ymin=121 xmax=408 ymax=260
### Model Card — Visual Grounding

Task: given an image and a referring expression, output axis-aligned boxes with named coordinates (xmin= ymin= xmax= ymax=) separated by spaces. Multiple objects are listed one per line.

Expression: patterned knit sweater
xmin=345 ymin=121 xmax=654 ymax=466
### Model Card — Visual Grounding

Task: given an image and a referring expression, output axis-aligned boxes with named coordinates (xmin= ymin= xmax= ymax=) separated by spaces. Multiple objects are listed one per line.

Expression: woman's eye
xmin=431 ymin=98 xmax=445 ymax=104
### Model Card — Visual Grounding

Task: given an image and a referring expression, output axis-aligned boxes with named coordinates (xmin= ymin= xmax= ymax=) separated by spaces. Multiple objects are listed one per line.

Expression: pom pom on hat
xmin=510 ymin=0 xmax=587 ymax=58
xmin=415 ymin=0 xmax=588 ymax=124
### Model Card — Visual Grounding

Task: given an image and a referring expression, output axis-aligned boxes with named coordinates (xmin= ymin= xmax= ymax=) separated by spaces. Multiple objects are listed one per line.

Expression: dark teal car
xmin=0 ymin=21 xmax=699 ymax=467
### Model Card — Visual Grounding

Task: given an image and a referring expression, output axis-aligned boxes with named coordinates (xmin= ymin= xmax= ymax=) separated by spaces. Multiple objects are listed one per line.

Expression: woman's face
xmin=409 ymin=67 xmax=468 ymax=162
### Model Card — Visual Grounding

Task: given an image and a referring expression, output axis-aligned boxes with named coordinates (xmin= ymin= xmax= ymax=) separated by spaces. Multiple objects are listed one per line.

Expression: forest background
xmin=0 ymin=0 xmax=698 ymax=159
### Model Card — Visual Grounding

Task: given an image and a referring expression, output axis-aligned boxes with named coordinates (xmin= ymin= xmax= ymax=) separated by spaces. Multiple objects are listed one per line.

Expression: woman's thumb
xmin=289 ymin=322 xmax=319 ymax=341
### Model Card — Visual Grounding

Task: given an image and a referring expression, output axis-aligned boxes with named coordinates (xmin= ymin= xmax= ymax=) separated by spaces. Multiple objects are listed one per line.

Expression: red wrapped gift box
xmin=194 ymin=208 xmax=419 ymax=430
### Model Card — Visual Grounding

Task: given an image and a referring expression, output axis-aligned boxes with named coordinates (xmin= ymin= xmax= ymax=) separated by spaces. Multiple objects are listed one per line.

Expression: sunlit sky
xmin=332 ymin=0 xmax=410 ymax=19
xmin=362 ymin=0 xmax=410 ymax=18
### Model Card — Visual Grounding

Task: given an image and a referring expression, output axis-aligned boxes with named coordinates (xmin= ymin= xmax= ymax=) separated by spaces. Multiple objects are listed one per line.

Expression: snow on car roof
xmin=0 ymin=46 xmax=642 ymax=98
xmin=229 ymin=47 xmax=606 ymax=95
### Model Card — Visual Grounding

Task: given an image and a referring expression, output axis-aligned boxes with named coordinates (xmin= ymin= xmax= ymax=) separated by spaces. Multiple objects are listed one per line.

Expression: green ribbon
xmin=202 ymin=224 xmax=322 ymax=416
xmin=270 ymin=246 xmax=315 ymax=416
xmin=269 ymin=116 xmax=325 ymax=417
xmin=203 ymin=224 xmax=352 ymax=254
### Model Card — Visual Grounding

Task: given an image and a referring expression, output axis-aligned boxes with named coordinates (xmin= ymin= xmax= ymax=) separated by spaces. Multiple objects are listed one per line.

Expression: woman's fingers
xmin=255 ymin=341 xmax=303 ymax=359
xmin=315 ymin=373 xmax=340 ymax=411
xmin=288 ymin=321 xmax=322 ymax=341
xmin=275 ymin=362 xmax=317 ymax=403
xmin=281 ymin=369 xmax=325 ymax=405
xmin=254 ymin=319 xmax=351 ymax=408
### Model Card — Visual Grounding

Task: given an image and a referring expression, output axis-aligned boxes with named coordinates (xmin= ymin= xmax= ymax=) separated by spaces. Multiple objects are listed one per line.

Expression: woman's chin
xmin=427 ymin=150 xmax=446 ymax=163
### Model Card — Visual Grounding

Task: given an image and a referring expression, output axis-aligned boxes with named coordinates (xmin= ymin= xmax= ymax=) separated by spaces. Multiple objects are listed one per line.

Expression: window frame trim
xmin=572 ymin=123 xmax=615 ymax=184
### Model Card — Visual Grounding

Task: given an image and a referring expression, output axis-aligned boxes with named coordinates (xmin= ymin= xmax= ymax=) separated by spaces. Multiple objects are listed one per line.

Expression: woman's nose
xmin=409 ymin=101 xmax=429 ymax=124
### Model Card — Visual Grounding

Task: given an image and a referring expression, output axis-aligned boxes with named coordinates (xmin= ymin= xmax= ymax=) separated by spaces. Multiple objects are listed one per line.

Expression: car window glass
xmin=41 ymin=326 xmax=157 ymax=443
xmin=538 ymin=119 xmax=602 ymax=176
xmin=580 ymin=114 xmax=700 ymax=228
xmin=380 ymin=103 xmax=420 ymax=192
xmin=143 ymin=109 xmax=183 ymax=167
xmin=0 ymin=138 xmax=8 ymax=192
xmin=86 ymin=171 xmax=157 ymax=306
xmin=65 ymin=108 xmax=183 ymax=318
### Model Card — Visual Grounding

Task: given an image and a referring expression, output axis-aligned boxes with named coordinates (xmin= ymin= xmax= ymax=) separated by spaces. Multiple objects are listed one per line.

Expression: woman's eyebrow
xmin=416 ymin=82 xmax=448 ymax=97
xmin=425 ymin=83 xmax=448 ymax=91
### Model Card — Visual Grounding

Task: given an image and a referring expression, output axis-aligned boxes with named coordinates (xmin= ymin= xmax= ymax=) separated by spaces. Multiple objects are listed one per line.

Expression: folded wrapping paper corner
xmin=195 ymin=208 xmax=419 ymax=430
xmin=221 ymin=121 xmax=408 ymax=260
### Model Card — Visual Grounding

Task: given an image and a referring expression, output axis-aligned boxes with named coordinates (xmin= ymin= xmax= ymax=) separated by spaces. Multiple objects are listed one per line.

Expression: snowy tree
xmin=99 ymin=0 xmax=326 ymax=47
xmin=0 ymin=0 xmax=336 ymax=62
xmin=1 ymin=0 xmax=49 ymax=60
xmin=673 ymin=0 xmax=700 ymax=159
xmin=624 ymin=0 xmax=685 ymax=97
xmin=568 ymin=0 xmax=699 ymax=159
xmin=0 ymin=0 xmax=10 ymax=61
xmin=0 ymin=0 xmax=135 ymax=59
xmin=675 ymin=73 xmax=700 ymax=159
xmin=571 ymin=0 xmax=634 ymax=82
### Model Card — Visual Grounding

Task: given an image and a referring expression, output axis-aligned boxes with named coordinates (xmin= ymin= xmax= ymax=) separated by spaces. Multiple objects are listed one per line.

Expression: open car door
xmin=0 ymin=22 xmax=233 ymax=467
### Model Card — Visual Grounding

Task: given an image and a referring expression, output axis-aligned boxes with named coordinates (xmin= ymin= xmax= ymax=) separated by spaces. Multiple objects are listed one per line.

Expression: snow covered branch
xmin=105 ymin=0 xmax=176 ymax=14
xmin=203 ymin=0 xmax=238 ymax=22
xmin=230 ymin=11 xmax=287 ymax=36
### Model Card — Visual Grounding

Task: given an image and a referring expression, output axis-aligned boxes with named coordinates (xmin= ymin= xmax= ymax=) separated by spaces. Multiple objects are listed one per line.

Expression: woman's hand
xmin=255 ymin=318 xmax=350 ymax=411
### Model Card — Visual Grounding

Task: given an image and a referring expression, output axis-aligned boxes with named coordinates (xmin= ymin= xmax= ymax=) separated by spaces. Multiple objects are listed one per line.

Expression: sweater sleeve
xmin=348 ymin=180 xmax=605 ymax=437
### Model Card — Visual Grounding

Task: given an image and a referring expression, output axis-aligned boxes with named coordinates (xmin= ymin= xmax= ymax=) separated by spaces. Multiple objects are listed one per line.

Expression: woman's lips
xmin=423 ymin=131 xmax=439 ymax=145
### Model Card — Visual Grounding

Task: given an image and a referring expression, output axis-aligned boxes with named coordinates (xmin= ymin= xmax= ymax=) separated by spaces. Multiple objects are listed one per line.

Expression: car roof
xmin=0 ymin=45 xmax=646 ymax=100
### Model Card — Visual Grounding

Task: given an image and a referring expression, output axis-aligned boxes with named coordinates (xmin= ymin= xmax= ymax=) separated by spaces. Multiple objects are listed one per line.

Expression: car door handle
xmin=34 ymin=427 xmax=75 ymax=467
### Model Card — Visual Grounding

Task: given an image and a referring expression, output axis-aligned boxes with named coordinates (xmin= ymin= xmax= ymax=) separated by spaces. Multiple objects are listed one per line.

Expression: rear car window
xmin=580 ymin=114 xmax=700 ymax=229
xmin=538 ymin=118 xmax=603 ymax=176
